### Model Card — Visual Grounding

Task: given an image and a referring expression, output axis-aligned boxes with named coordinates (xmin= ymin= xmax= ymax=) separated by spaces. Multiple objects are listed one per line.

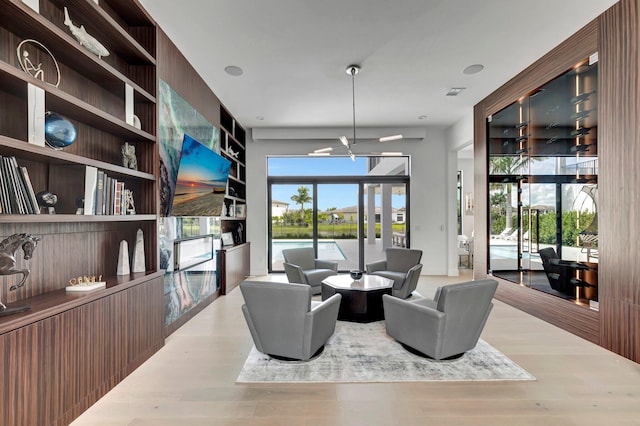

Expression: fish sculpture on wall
xmin=63 ymin=7 xmax=110 ymax=59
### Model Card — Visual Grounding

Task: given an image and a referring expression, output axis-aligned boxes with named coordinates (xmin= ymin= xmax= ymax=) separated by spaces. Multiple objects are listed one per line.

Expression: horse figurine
xmin=0 ymin=233 xmax=40 ymax=292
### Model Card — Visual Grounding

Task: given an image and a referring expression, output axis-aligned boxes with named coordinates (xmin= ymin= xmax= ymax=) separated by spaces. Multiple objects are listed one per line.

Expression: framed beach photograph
xmin=235 ymin=204 xmax=246 ymax=218
xmin=221 ymin=232 xmax=234 ymax=246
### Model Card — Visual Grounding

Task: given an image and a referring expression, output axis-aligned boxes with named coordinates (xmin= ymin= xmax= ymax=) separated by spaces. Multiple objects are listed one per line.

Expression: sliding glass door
xmin=268 ymin=174 xmax=409 ymax=273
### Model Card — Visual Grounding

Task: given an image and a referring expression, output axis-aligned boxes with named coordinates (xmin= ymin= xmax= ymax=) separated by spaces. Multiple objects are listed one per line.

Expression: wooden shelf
xmin=48 ymin=0 xmax=156 ymax=64
xmin=0 ymin=135 xmax=156 ymax=180
xmin=0 ymin=1 xmax=159 ymax=424
xmin=0 ymin=61 xmax=155 ymax=142
xmin=0 ymin=213 xmax=156 ymax=223
xmin=1 ymin=0 xmax=156 ymax=98
xmin=224 ymin=195 xmax=245 ymax=203
xmin=220 ymin=216 xmax=246 ymax=221
xmin=0 ymin=270 xmax=164 ymax=335
xmin=227 ymin=174 xmax=245 ymax=185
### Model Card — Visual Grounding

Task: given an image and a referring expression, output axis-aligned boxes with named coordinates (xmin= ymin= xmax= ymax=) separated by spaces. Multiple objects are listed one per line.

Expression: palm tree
xmin=290 ymin=186 xmax=312 ymax=223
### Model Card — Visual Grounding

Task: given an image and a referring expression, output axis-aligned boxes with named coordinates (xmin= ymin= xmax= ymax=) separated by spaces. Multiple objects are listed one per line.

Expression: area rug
xmin=237 ymin=321 xmax=535 ymax=383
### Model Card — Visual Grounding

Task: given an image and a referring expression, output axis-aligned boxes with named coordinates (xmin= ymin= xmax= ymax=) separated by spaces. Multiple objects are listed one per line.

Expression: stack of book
xmin=83 ymin=166 xmax=132 ymax=215
xmin=0 ymin=155 xmax=40 ymax=215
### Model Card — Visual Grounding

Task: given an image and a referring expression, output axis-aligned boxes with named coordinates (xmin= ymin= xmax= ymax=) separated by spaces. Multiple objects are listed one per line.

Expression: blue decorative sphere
xmin=44 ymin=112 xmax=77 ymax=149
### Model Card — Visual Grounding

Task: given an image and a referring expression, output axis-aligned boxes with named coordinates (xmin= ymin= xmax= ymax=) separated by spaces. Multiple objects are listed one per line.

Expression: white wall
xmin=445 ymin=113 xmax=474 ymax=276
xmin=245 ymin=127 xmax=453 ymax=276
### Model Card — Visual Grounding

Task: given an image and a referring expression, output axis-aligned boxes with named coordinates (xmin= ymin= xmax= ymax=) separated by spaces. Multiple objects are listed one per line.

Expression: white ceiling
xmin=139 ymin=0 xmax=617 ymax=131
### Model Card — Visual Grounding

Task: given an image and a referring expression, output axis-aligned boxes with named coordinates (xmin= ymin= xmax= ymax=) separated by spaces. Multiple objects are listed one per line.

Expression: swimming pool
xmin=271 ymin=240 xmax=347 ymax=260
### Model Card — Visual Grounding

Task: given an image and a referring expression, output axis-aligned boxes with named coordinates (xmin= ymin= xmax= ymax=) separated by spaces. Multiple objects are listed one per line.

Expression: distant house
xmin=333 ymin=205 xmax=358 ymax=222
xmin=272 ymin=200 xmax=289 ymax=217
xmin=331 ymin=206 xmax=405 ymax=223
xmin=371 ymin=207 xmax=403 ymax=223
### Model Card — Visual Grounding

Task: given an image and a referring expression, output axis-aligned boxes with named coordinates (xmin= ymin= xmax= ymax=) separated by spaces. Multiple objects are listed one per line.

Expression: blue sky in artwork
xmin=176 ymin=134 xmax=230 ymax=188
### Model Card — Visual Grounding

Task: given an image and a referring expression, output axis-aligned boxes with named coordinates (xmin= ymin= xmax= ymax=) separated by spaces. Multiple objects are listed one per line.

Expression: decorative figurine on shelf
xmin=131 ymin=229 xmax=145 ymax=273
xmin=0 ymin=233 xmax=40 ymax=316
xmin=117 ymin=240 xmax=130 ymax=276
xmin=228 ymin=147 xmax=240 ymax=159
xmin=121 ymin=142 xmax=138 ymax=170
xmin=123 ymin=189 xmax=136 ymax=215
xmin=75 ymin=195 xmax=84 ymax=215
xmin=44 ymin=111 xmax=77 ymax=149
xmin=16 ymin=39 xmax=61 ymax=87
xmin=63 ymin=7 xmax=110 ymax=59
xmin=132 ymin=115 xmax=142 ymax=130
xmin=236 ymin=222 xmax=244 ymax=244
xmin=66 ymin=274 xmax=105 ymax=292
xmin=36 ymin=191 xmax=57 ymax=214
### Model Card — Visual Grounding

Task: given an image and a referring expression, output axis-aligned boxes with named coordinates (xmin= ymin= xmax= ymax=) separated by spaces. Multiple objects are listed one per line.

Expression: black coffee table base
xmin=321 ymin=284 xmax=391 ymax=323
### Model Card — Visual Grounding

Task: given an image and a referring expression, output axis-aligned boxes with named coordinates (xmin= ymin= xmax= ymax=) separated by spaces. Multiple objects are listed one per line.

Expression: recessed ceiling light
xmin=224 ymin=65 xmax=243 ymax=76
xmin=418 ymin=115 xmax=427 ymax=120
xmin=463 ymin=64 xmax=484 ymax=75
xmin=446 ymin=87 xmax=466 ymax=96
xmin=256 ymin=116 xmax=264 ymax=121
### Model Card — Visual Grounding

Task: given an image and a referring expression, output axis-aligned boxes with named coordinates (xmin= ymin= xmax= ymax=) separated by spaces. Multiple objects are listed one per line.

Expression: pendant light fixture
xmin=339 ymin=64 xmax=360 ymax=161
xmin=307 ymin=64 xmax=406 ymax=159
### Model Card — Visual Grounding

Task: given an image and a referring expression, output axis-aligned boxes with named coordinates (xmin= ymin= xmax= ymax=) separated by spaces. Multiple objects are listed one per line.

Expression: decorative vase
xmin=44 ymin=111 xmax=77 ymax=149
xmin=350 ymin=270 xmax=363 ymax=280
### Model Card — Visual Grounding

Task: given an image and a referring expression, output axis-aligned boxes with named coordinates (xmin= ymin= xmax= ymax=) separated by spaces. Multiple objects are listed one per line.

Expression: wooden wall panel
xmin=220 ymin=242 xmax=251 ymax=295
xmin=494 ymin=278 xmax=599 ymax=344
xmin=0 ymin=275 xmax=163 ymax=426
xmin=598 ymin=0 xmax=640 ymax=361
xmin=473 ymin=101 xmax=488 ymax=277
xmin=473 ymin=18 xmax=601 ymax=347
xmin=475 ymin=0 xmax=640 ymax=363
xmin=0 ymin=221 xmax=156 ymax=304
xmin=157 ymin=29 xmax=221 ymax=128
xmin=479 ymin=20 xmax=599 ymax=118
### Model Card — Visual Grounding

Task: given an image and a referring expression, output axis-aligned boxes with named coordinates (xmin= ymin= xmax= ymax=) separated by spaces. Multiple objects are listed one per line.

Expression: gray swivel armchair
xmin=365 ymin=248 xmax=423 ymax=299
xmin=282 ymin=247 xmax=338 ymax=295
xmin=383 ymin=279 xmax=498 ymax=360
xmin=240 ymin=280 xmax=342 ymax=361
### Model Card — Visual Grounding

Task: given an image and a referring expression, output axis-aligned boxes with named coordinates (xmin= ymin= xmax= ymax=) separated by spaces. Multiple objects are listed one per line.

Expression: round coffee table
xmin=321 ymin=274 xmax=394 ymax=322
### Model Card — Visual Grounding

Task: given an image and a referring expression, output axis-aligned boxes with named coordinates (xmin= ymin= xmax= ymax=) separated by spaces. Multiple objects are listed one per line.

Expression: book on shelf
xmin=114 ymin=181 xmax=124 ymax=215
xmin=83 ymin=166 xmax=98 ymax=215
xmin=18 ymin=166 xmax=40 ymax=215
xmin=0 ymin=156 xmax=11 ymax=214
xmin=105 ymin=176 xmax=112 ymax=215
xmin=10 ymin=157 xmax=35 ymax=215
xmin=2 ymin=156 xmax=23 ymax=214
xmin=95 ymin=170 xmax=105 ymax=215
xmin=0 ymin=155 xmax=39 ymax=215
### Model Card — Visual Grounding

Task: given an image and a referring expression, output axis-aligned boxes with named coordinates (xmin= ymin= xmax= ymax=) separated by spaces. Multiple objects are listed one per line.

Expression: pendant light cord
xmin=351 ymin=67 xmax=357 ymax=145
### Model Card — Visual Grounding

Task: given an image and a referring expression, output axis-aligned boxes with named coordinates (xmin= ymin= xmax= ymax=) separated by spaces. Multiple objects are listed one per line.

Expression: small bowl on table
xmin=350 ymin=269 xmax=363 ymax=281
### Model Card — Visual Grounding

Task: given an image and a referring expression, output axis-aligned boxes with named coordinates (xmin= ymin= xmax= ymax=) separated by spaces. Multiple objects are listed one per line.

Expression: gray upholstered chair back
xmin=435 ymin=279 xmax=498 ymax=357
xmin=386 ymin=248 xmax=423 ymax=273
xmin=282 ymin=247 xmax=315 ymax=271
xmin=240 ymin=281 xmax=311 ymax=354
xmin=240 ymin=280 xmax=342 ymax=360
xmin=383 ymin=278 xmax=498 ymax=360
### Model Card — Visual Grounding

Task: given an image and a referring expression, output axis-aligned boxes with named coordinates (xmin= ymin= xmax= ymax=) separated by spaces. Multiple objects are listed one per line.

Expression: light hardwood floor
xmin=71 ymin=272 xmax=640 ymax=425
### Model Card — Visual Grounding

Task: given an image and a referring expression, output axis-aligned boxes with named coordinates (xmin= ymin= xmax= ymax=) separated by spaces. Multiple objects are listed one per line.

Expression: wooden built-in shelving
xmin=0 ymin=0 xmax=162 ymax=424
